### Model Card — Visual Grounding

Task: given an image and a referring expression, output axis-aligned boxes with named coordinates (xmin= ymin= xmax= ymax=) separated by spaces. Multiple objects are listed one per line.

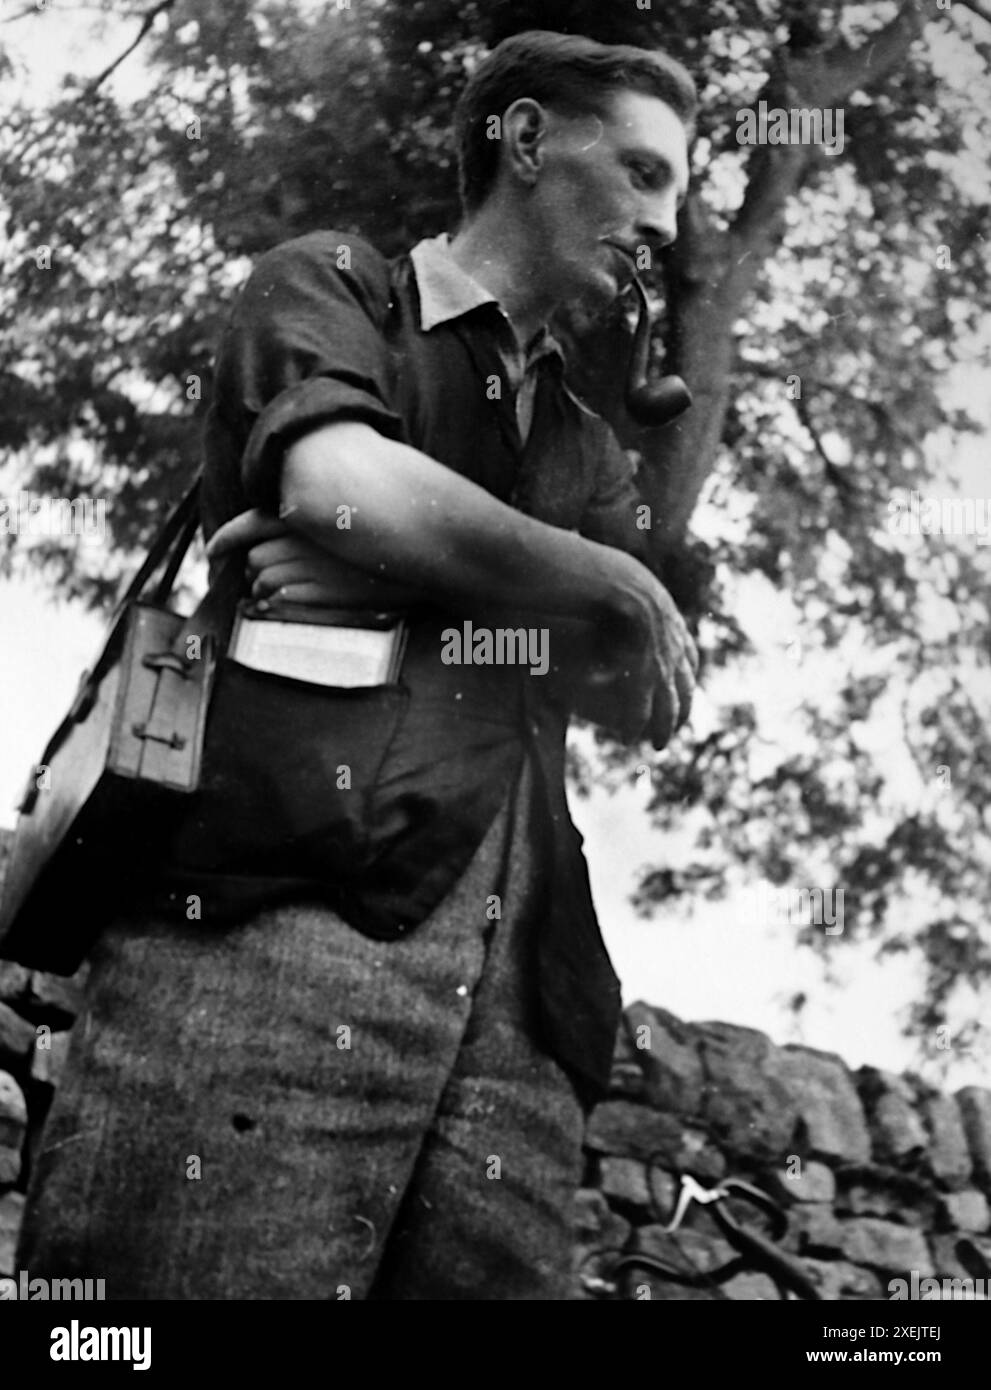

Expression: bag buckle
xmin=131 ymin=723 xmax=187 ymax=751
xmin=142 ymin=651 xmax=195 ymax=678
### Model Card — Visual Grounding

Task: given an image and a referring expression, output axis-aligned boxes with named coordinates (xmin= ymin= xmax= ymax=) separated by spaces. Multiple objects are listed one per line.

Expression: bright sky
xmin=1 ymin=1 xmax=990 ymax=1090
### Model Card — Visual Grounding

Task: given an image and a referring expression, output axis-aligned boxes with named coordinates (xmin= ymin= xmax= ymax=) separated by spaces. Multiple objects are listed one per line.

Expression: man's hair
xmin=455 ymin=30 xmax=698 ymax=213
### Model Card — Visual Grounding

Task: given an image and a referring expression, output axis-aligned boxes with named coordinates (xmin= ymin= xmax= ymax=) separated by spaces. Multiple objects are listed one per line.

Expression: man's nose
xmin=636 ymin=197 xmax=679 ymax=253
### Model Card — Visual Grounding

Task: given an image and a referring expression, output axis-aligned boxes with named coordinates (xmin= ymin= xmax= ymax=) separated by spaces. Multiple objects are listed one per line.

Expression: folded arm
xmin=210 ymin=420 xmax=697 ymax=746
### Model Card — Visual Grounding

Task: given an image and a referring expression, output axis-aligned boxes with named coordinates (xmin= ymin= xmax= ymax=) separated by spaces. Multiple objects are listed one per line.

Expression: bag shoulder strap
xmin=113 ymin=476 xmax=202 ymax=621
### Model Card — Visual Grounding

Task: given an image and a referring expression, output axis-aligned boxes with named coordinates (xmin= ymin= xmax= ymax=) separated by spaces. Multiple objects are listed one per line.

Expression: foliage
xmin=2 ymin=0 xmax=990 ymax=1050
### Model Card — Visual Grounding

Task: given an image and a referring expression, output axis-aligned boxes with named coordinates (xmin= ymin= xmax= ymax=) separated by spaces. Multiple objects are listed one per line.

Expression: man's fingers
xmin=673 ymin=659 xmax=695 ymax=730
xmin=612 ymin=684 xmax=654 ymax=745
xmin=243 ymin=535 xmax=327 ymax=575
xmin=255 ymin=581 xmax=345 ymax=607
xmin=647 ymin=678 xmax=677 ymax=751
xmin=205 ymin=509 xmax=287 ymax=558
xmin=679 ymin=626 xmax=699 ymax=676
xmin=664 ymin=620 xmax=697 ymax=680
xmin=250 ymin=559 xmax=335 ymax=598
xmin=645 ymin=649 xmax=695 ymax=745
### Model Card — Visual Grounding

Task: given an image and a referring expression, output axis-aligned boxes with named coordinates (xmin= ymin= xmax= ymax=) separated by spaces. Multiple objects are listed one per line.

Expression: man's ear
xmin=500 ymin=97 xmax=549 ymax=189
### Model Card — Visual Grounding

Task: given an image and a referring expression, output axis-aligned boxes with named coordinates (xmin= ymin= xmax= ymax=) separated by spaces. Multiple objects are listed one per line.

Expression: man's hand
xmin=209 ymin=508 xmax=697 ymax=747
xmin=557 ymin=564 xmax=697 ymax=749
xmin=207 ymin=509 xmax=425 ymax=609
xmin=618 ymin=578 xmax=698 ymax=749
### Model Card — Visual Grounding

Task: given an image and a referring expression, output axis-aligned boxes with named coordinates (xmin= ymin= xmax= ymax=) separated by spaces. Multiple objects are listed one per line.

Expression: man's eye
xmin=628 ymin=161 xmax=657 ymax=188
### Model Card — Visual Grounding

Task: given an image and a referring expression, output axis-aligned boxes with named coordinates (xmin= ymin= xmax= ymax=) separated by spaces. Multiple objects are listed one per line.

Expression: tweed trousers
xmin=16 ymin=755 xmax=587 ymax=1299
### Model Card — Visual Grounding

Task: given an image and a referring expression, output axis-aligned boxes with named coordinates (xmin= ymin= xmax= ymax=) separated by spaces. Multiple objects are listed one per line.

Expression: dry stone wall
xmin=1 ymin=831 xmax=989 ymax=1299
xmin=574 ymin=1004 xmax=991 ymax=1300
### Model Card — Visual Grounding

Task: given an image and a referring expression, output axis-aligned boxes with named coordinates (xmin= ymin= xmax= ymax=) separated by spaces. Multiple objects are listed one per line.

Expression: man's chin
xmin=553 ymin=262 xmax=624 ymax=319
xmin=579 ymin=268 xmax=623 ymax=313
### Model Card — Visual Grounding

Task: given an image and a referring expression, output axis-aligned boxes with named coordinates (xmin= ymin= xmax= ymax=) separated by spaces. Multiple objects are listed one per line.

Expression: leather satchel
xmin=0 ymin=476 xmax=241 ymax=974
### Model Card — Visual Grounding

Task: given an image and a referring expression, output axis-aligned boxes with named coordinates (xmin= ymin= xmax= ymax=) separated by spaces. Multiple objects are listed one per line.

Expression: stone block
xmin=572 ymin=1188 xmax=631 ymax=1299
xmin=585 ymin=1101 xmax=725 ymax=1182
xmin=801 ymin=1259 xmax=884 ymax=1301
xmin=608 ymin=1061 xmax=646 ymax=1102
xmin=778 ymin=1045 xmax=872 ymax=1164
xmin=916 ymin=1088 xmax=972 ymax=1190
xmin=765 ymin=1159 xmax=836 ymax=1205
xmin=857 ymin=1067 xmax=927 ymax=1165
xmin=695 ymin=1020 xmax=799 ymax=1163
xmin=957 ymin=1087 xmax=991 ymax=1188
xmin=787 ymin=1205 xmax=846 ymax=1257
xmin=837 ymin=1217 xmax=933 ymax=1276
xmin=631 ymin=1278 xmax=716 ymax=1301
xmin=0 ymin=1191 xmax=25 ymax=1275
xmin=23 ymin=971 xmax=84 ymax=1030
xmin=0 ymin=1003 xmax=35 ymax=1077
xmin=676 ymin=1128 xmax=727 ymax=1184
xmin=722 ymin=1271 xmax=780 ymax=1300
xmin=0 ymin=1072 xmax=27 ymax=1151
xmin=642 ymin=1166 xmax=679 ymax=1222
xmin=928 ymin=1232 xmax=991 ymax=1283
xmin=573 ymin=1187 xmax=629 ymax=1245
xmin=0 ymin=1146 xmax=21 ymax=1187
xmin=937 ymin=1190 xmax=989 ymax=1234
xmin=585 ymin=1100 xmax=678 ymax=1160
xmin=608 ymin=1023 xmax=646 ymax=1101
xmin=929 ymin=1233 xmax=971 ymax=1281
xmin=834 ymin=1165 xmax=938 ymax=1228
xmin=0 ymin=963 xmax=31 ymax=1007
xmin=622 ymin=1002 xmax=704 ymax=1116
xmin=30 ymin=1030 xmax=72 ymax=1090
xmin=599 ymin=1156 xmax=654 ymax=1211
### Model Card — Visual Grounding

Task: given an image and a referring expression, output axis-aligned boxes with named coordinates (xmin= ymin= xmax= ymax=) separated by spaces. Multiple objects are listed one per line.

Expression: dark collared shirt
xmin=409 ymin=231 xmax=564 ymax=441
xmin=189 ymin=229 xmax=648 ymax=1101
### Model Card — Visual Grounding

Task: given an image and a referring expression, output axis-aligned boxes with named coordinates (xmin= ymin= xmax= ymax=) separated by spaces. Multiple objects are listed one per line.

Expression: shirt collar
xmin=409 ymin=232 xmax=563 ymax=365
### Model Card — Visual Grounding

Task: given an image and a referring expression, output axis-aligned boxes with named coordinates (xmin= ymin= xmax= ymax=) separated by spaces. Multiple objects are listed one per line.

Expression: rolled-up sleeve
xmin=212 ymin=231 xmax=406 ymax=513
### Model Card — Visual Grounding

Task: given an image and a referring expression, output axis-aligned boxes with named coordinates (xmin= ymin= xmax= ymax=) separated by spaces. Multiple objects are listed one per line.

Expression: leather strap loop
xmin=115 ymin=477 xmax=203 ymax=619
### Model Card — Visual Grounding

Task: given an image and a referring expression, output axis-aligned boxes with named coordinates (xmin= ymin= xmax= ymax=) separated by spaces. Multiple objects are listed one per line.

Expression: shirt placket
xmin=449 ymin=314 xmax=526 ymax=465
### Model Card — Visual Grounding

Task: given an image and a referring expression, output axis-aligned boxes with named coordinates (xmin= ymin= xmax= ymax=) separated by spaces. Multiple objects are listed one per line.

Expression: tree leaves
xmin=2 ymin=0 xmax=990 ymax=1044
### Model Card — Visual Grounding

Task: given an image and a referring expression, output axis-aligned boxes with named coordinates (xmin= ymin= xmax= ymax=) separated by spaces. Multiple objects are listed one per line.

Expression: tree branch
xmin=1 ymin=2 xmax=46 ymax=22
xmin=727 ymin=132 xmax=812 ymax=264
xmin=741 ymin=362 xmax=857 ymax=499
xmin=85 ymin=0 xmax=177 ymax=95
xmin=786 ymin=2 xmax=927 ymax=105
xmin=791 ymin=390 xmax=857 ymax=503
xmin=740 ymin=360 xmax=924 ymax=446
xmin=725 ymin=4 xmax=928 ymax=279
xmin=742 ymin=360 xmax=869 ymax=403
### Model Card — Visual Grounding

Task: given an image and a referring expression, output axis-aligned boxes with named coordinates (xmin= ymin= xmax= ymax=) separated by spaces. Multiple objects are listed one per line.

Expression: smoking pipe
xmin=625 ymin=275 xmax=693 ymax=426
xmin=606 ymin=241 xmax=692 ymax=426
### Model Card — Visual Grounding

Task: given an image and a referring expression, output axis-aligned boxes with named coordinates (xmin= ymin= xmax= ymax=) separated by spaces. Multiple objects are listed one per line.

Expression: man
xmin=18 ymin=30 xmax=698 ymax=1299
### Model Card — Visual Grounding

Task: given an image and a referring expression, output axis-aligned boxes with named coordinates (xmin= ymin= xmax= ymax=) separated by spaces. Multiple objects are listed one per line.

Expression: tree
xmin=2 ymin=0 xmax=989 ymax=1060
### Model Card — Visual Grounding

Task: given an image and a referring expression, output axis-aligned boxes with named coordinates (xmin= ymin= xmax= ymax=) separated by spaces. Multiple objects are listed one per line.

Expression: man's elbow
xmin=279 ymin=420 xmax=377 ymax=531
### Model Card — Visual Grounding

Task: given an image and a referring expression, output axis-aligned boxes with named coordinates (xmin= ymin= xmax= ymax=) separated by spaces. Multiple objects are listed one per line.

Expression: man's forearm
xmin=280 ymin=420 xmax=646 ymax=629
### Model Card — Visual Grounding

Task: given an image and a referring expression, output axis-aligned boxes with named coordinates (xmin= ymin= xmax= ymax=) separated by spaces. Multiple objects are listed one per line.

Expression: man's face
xmin=528 ymin=88 xmax=690 ymax=310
